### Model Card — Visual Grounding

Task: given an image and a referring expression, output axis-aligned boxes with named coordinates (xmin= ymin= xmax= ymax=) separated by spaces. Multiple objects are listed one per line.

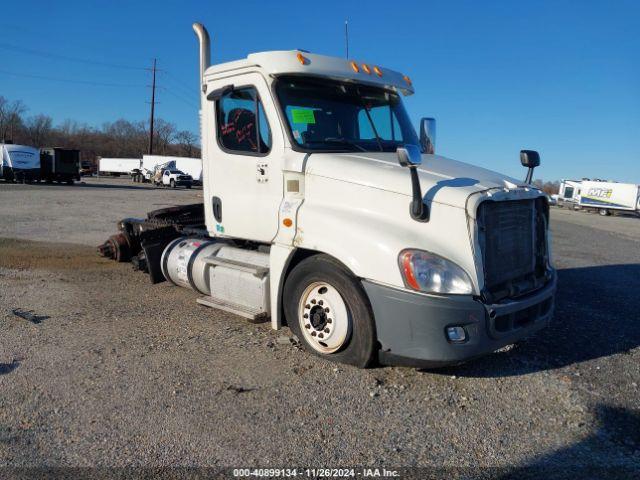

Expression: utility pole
xmin=345 ymin=20 xmax=349 ymax=59
xmin=148 ymin=58 xmax=157 ymax=155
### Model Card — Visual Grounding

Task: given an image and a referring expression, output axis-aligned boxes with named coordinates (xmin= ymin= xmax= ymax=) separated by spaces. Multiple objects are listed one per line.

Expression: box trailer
xmin=40 ymin=147 xmax=81 ymax=184
xmin=98 ymin=157 xmax=141 ymax=176
xmin=142 ymin=155 xmax=202 ymax=183
xmin=578 ymin=180 xmax=640 ymax=216
xmin=98 ymin=23 xmax=557 ymax=369
xmin=557 ymin=179 xmax=582 ymax=209
xmin=1 ymin=144 xmax=40 ymax=182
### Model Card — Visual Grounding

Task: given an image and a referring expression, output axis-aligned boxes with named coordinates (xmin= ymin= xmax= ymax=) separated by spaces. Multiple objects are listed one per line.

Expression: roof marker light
xmin=296 ymin=52 xmax=308 ymax=65
xmin=361 ymin=63 xmax=371 ymax=74
xmin=373 ymin=66 xmax=383 ymax=77
xmin=350 ymin=61 xmax=359 ymax=73
xmin=403 ymin=75 xmax=412 ymax=86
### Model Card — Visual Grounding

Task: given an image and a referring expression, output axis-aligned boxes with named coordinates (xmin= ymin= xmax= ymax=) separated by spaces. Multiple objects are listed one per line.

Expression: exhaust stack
xmin=192 ymin=23 xmax=211 ymax=94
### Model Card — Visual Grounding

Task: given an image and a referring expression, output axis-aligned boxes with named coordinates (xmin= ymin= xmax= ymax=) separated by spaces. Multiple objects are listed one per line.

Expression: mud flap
xmin=141 ymin=234 xmax=180 ymax=284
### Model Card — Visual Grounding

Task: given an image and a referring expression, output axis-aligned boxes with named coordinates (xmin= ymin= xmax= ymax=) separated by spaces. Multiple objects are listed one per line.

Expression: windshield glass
xmin=275 ymin=76 xmax=420 ymax=152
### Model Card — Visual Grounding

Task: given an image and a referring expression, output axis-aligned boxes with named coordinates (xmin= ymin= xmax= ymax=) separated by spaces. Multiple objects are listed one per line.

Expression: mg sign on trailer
xmin=579 ymin=180 xmax=640 ymax=216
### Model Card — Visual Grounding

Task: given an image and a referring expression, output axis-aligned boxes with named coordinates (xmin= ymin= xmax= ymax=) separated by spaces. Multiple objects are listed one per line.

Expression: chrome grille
xmin=477 ymin=199 xmax=546 ymax=301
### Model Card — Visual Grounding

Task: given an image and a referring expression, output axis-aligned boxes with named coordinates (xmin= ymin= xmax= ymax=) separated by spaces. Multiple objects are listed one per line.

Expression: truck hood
xmin=305 ymin=152 xmax=528 ymax=209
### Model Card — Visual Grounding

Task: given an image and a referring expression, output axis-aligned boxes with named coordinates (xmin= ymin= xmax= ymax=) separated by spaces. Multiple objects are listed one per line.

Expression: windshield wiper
xmin=305 ymin=138 xmax=368 ymax=152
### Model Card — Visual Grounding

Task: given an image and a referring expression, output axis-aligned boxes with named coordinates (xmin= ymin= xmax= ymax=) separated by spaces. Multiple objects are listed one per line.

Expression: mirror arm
xmin=525 ymin=167 xmax=535 ymax=184
xmin=409 ymin=166 xmax=429 ymax=222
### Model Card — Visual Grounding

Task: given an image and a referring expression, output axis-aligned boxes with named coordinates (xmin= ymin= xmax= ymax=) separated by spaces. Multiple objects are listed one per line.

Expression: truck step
xmin=203 ymin=255 xmax=269 ymax=278
xmin=197 ymin=296 xmax=269 ymax=323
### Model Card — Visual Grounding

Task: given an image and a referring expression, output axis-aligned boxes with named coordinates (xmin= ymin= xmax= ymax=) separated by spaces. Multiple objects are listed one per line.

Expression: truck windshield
xmin=275 ymin=76 xmax=420 ymax=153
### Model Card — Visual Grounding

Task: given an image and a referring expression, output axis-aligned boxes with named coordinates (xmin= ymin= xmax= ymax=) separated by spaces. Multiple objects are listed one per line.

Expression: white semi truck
xmin=99 ymin=23 xmax=556 ymax=368
xmin=1 ymin=143 xmax=40 ymax=182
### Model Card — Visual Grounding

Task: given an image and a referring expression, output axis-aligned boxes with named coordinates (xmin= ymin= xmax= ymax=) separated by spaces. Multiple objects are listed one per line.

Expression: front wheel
xmin=283 ymin=254 xmax=376 ymax=368
xmin=599 ymin=208 xmax=610 ymax=216
xmin=170 ymin=179 xmax=176 ymax=188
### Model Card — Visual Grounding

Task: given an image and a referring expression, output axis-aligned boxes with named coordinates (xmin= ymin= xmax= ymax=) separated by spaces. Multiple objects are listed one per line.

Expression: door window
xmin=217 ymin=87 xmax=272 ymax=154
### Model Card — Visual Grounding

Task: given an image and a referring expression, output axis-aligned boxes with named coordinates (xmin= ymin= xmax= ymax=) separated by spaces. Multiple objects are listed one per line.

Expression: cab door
xmin=206 ymin=72 xmax=284 ymax=243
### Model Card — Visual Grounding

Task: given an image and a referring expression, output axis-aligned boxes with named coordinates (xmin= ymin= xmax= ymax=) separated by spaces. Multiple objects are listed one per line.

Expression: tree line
xmin=0 ymin=96 xmax=200 ymax=166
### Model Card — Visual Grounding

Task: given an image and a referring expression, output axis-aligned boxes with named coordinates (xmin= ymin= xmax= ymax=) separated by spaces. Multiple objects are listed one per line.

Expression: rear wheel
xmin=599 ymin=208 xmax=610 ymax=216
xmin=284 ymin=254 xmax=376 ymax=368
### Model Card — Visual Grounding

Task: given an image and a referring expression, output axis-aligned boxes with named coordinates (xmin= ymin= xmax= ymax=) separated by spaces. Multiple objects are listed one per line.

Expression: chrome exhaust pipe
xmin=192 ymin=22 xmax=210 ymax=94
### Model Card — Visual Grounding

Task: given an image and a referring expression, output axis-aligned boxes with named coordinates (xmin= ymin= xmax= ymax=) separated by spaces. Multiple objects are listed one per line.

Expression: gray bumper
xmin=363 ymin=273 xmax=557 ymax=368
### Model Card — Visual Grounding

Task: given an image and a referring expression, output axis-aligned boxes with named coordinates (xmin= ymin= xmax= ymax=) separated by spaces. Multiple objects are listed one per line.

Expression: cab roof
xmin=204 ymin=50 xmax=415 ymax=96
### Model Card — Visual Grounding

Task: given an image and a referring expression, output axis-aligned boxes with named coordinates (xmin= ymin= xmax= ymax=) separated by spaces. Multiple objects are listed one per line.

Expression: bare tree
xmin=0 ymin=99 xmax=27 ymax=142
xmin=175 ymin=130 xmax=198 ymax=157
xmin=25 ymin=114 xmax=53 ymax=147
xmin=154 ymin=119 xmax=176 ymax=155
xmin=1 ymin=95 xmax=200 ymax=164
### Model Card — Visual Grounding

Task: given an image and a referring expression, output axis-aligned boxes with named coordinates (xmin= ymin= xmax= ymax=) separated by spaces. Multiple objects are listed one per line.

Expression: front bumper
xmin=363 ymin=272 xmax=557 ymax=368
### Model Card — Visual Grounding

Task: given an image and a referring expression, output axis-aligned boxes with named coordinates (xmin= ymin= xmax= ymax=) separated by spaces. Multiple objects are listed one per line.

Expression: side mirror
xmin=520 ymin=149 xmax=541 ymax=184
xmin=396 ymin=145 xmax=429 ymax=222
xmin=397 ymin=144 xmax=422 ymax=167
xmin=419 ymin=117 xmax=436 ymax=154
xmin=520 ymin=150 xmax=540 ymax=168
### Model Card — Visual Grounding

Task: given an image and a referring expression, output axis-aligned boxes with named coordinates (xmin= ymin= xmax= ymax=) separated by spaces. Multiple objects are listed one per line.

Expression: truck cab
xmin=102 ymin=23 xmax=556 ymax=369
xmin=184 ymin=23 xmax=557 ymax=367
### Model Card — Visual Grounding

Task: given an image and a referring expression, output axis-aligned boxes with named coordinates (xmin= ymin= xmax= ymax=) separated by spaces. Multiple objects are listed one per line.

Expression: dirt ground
xmin=0 ymin=179 xmax=639 ymax=477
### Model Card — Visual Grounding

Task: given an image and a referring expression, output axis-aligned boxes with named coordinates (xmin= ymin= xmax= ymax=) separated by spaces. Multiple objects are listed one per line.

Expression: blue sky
xmin=1 ymin=0 xmax=638 ymax=182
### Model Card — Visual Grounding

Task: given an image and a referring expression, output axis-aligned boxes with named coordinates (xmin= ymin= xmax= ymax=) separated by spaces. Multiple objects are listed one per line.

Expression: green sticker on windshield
xmin=291 ymin=108 xmax=316 ymax=124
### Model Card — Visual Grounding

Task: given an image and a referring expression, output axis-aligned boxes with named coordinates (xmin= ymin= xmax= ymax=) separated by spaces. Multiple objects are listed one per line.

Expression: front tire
xmin=283 ymin=254 xmax=376 ymax=368
xmin=599 ymin=208 xmax=610 ymax=216
xmin=170 ymin=179 xmax=176 ymax=188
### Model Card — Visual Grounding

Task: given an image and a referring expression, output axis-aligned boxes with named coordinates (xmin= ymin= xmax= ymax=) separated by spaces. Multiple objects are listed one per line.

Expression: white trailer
xmin=557 ymin=179 xmax=582 ymax=208
xmin=1 ymin=144 xmax=40 ymax=182
xmin=579 ymin=180 xmax=640 ymax=216
xmin=142 ymin=155 xmax=202 ymax=183
xmin=99 ymin=23 xmax=557 ymax=369
xmin=98 ymin=157 xmax=141 ymax=176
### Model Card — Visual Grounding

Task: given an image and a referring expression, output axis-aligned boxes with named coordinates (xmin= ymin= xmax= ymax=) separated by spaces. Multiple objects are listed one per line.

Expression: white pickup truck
xmin=157 ymin=168 xmax=193 ymax=188
xmin=99 ymin=23 xmax=556 ymax=368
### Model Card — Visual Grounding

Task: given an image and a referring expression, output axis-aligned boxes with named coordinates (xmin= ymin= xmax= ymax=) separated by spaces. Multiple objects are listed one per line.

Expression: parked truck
xmin=98 ymin=157 xmax=141 ymax=176
xmin=40 ymin=147 xmax=81 ymax=184
xmin=1 ymin=143 xmax=40 ymax=182
xmin=578 ymin=180 xmax=640 ymax=216
xmin=142 ymin=155 xmax=202 ymax=184
xmin=99 ymin=23 xmax=556 ymax=368
xmin=557 ymin=179 xmax=582 ymax=209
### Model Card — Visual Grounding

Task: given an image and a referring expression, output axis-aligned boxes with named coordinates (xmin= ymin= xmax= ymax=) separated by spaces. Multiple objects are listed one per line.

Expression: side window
xmin=564 ymin=186 xmax=574 ymax=198
xmin=217 ymin=87 xmax=272 ymax=154
xmin=357 ymin=105 xmax=403 ymax=142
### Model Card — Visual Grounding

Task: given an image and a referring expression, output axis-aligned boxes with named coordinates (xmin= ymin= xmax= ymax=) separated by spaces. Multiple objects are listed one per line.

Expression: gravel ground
xmin=0 ymin=180 xmax=638 ymax=477
xmin=0 ymin=177 xmax=201 ymax=245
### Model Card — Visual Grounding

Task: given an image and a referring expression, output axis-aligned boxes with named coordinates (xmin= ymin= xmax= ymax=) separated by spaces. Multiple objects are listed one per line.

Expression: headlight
xmin=398 ymin=249 xmax=474 ymax=295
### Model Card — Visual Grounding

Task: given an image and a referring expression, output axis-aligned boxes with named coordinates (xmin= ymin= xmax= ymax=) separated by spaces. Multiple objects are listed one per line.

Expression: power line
xmin=163 ymin=71 xmax=197 ymax=98
xmin=0 ymin=69 xmax=146 ymax=88
xmin=161 ymin=88 xmax=199 ymax=109
xmin=0 ymin=42 xmax=147 ymax=71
